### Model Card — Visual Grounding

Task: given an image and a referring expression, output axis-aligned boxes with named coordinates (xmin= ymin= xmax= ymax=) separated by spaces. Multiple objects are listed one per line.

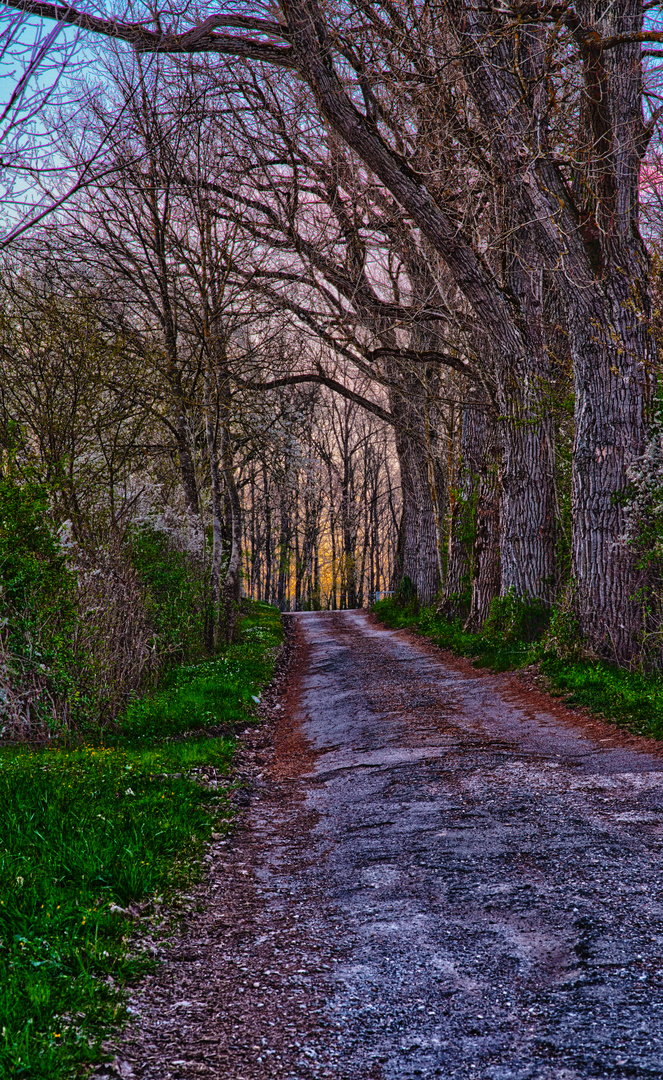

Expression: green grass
xmin=120 ymin=602 xmax=283 ymax=744
xmin=374 ymin=598 xmax=663 ymax=739
xmin=0 ymin=601 xmax=283 ymax=1079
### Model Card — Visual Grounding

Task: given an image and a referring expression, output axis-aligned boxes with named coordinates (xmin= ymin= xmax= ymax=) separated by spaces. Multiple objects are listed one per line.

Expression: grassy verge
xmin=373 ymin=598 xmax=663 ymax=739
xmin=0 ymin=601 xmax=283 ymax=1079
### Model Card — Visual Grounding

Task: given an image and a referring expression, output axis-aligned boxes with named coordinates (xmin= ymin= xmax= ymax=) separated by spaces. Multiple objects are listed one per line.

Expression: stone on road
xmin=120 ymin=610 xmax=663 ymax=1080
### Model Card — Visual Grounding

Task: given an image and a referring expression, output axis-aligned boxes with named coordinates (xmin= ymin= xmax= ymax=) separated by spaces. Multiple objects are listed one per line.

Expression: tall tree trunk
xmin=263 ymin=463 xmax=272 ymax=604
xmin=444 ymin=403 xmax=473 ymax=611
xmin=568 ymin=284 xmax=652 ymax=658
xmin=250 ymin=472 xmax=259 ymax=600
xmin=277 ymin=485 xmax=291 ymax=611
xmin=340 ymin=453 xmax=357 ymax=610
xmin=498 ymin=223 xmax=557 ymax=603
xmin=203 ymin=376 xmax=223 ymax=649
xmin=465 ymin=404 xmax=502 ymax=630
xmin=394 ymin=426 xmax=441 ymax=604
xmin=564 ymin=0 xmax=654 ymax=659
xmin=221 ymin=428 xmax=242 ymax=644
xmin=424 ymin=400 xmax=446 ymax=591
xmin=167 ymin=357 xmax=200 ymax=545
xmin=390 ymin=383 xmax=442 ymax=605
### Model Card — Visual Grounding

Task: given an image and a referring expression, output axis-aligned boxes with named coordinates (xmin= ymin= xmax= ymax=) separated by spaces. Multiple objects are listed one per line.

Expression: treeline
xmin=2 ymin=0 xmax=663 ymax=738
xmin=240 ymin=400 xmax=399 ymax=611
xmin=0 ymin=272 xmax=399 ymax=737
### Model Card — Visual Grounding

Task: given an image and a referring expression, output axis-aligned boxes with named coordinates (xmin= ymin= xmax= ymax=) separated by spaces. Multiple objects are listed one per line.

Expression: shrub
xmin=393 ymin=574 xmax=418 ymax=611
xmin=0 ymin=494 xmax=214 ymax=742
xmin=127 ymin=523 xmax=207 ymax=667
xmin=482 ymin=590 xmax=550 ymax=645
xmin=70 ymin=543 xmax=158 ymax=729
xmin=0 ymin=479 xmax=76 ymax=738
xmin=0 ymin=478 xmax=75 ymax=663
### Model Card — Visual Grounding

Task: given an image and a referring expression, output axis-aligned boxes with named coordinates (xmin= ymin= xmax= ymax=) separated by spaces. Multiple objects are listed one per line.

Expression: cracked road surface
xmin=120 ymin=610 xmax=663 ymax=1080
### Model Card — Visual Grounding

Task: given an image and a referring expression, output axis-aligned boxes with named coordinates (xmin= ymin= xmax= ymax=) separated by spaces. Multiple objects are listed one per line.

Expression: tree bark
xmin=465 ymin=404 xmax=502 ymax=630
xmin=493 ymin=212 xmax=558 ymax=603
xmin=453 ymin=0 xmax=655 ymax=655
xmin=394 ymin=424 xmax=441 ymax=605
xmin=203 ymin=375 xmax=224 ymax=648
xmin=444 ymin=404 xmax=473 ymax=611
xmin=568 ymin=283 xmax=652 ymax=658
xmin=221 ymin=429 xmax=242 ymax=643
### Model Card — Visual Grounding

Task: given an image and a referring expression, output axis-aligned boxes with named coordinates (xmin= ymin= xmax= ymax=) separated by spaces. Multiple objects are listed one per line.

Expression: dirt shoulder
xmin=96 ymin=619 xmax=341 ymax=1080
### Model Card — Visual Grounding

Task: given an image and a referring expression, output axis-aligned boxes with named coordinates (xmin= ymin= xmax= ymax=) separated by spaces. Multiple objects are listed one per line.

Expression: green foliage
xmin=120 ymin=601 xmax=283 ymax=744
xmin=436 ymin=588 xmax=472 ymax=622
xmin=541 ymin=591 xmax=584 ymax=660
xmin=0 ymin=478 xmax=75 ymax=666
xmin=0 ymin=602 xmax=283 ymax=1079
xmin=373 ymin=597 xmax=663 ymax=737
xmin=0 ymin=480 xmax=77 ymax=736
xmin=481 ymin=590 xmax=550 ymax=645
xmin=393 ymin=574 xmax=418 ymax=612
xmin=128 ymin=524 xmax=206 ymax=665
xmin=539 ymin=658 xmax=663 ymax=736
xmin=374 ymin=597 xmax=541 ymax=671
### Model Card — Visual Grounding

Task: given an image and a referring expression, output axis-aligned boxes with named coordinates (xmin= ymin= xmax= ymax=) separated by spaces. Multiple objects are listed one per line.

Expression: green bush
xmin=393 ymin=574 xmax=418 ymax=611
xmin=128 ymin=524 xmax=206 ymax=666
xmin=481 ymin=590 xmax=550 ymax=645
xmin=0 ymin=478 xmax=75 ymax=668
xmin=0 ymin=479 xmax=77 ymax=736
xmin=120 ymin=601 xmax=283 ymax=744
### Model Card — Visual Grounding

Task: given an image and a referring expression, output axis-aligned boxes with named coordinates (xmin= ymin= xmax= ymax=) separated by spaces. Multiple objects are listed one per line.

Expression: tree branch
xmin=1 ymin=0 xmax=296 ymax=64
xmin=234 ymin=371 xmax=396 ymax=426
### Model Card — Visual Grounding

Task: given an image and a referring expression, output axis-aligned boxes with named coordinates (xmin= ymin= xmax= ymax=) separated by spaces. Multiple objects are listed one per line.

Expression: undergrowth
xmin=374 ymin=596 xmax=663 ymax=738
xmin=0 ymin=600 xmax=282 ymax=1079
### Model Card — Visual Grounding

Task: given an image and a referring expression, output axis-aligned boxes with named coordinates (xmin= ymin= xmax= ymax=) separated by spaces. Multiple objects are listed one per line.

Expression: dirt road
xmin=117 ymin=610 xmax=663 ymax=1080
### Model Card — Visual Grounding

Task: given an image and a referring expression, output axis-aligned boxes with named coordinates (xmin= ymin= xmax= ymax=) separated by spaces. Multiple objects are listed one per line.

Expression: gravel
xmin=106 ymin=610 xmax=663 ymax=1080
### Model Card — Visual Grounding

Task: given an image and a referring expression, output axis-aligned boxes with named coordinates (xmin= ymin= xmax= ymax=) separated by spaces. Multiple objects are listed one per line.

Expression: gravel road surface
xmin=114 ymin=610 xmax=663 ymax=1080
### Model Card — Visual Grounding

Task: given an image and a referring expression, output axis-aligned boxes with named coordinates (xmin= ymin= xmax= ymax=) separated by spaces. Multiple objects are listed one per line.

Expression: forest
xmin=2 ymin=0 xmax=663 ymax=1074
xmin=1 ymin=0 xmax=663 ymax=741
